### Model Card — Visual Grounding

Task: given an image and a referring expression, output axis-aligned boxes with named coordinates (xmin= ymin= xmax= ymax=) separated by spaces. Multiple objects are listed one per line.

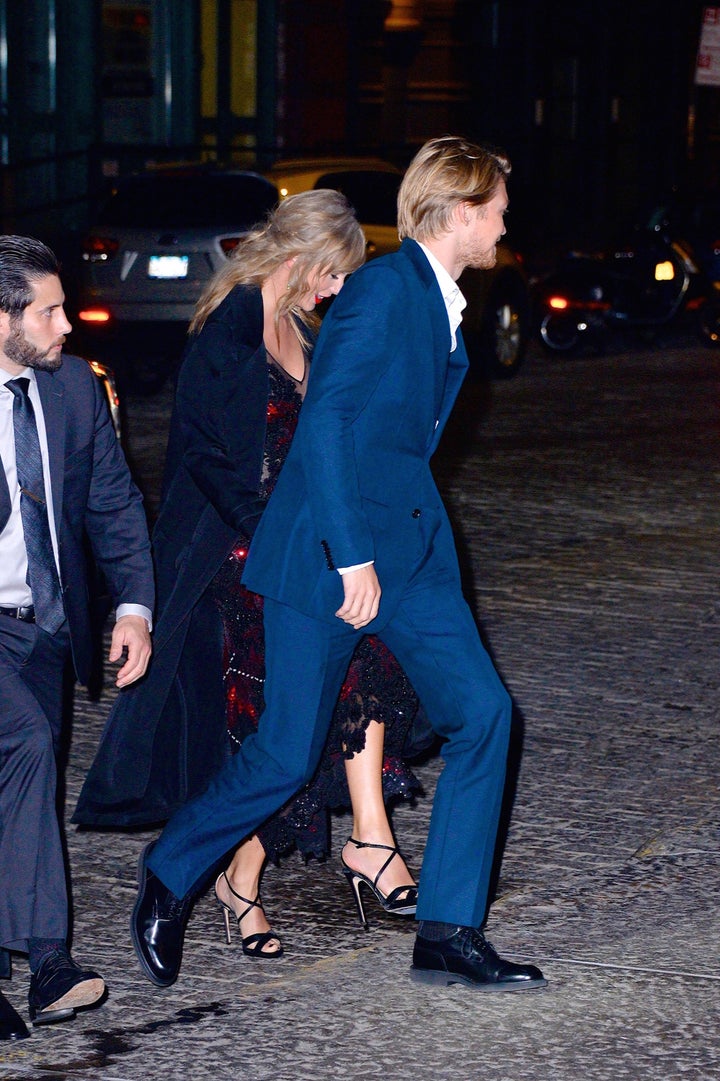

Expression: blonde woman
xmin=76 ymin=189 xmax=424 ymax=966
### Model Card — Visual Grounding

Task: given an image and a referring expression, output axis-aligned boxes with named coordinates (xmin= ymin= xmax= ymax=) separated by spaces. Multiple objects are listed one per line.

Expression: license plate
xmin=147 ymin=255 xmax=189 ymax=279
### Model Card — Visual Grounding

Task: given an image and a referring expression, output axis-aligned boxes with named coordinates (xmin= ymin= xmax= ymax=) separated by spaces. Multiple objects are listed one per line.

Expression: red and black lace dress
xmin=210 ymin=354 xmax=420 ymax=862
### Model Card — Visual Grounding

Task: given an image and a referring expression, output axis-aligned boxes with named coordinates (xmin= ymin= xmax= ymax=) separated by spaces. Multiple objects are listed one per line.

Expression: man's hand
xmin=109 ymin=614 xmax=152 ymax=688
xmin=335 ymin=565 xmax=381 ymax=629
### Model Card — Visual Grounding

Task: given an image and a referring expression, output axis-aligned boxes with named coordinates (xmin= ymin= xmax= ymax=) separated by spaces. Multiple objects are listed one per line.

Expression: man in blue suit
xmin=0 ymin=236 xmax=154 ymax=1038
xmin=133 ymin=136 xmax=546 ymax=991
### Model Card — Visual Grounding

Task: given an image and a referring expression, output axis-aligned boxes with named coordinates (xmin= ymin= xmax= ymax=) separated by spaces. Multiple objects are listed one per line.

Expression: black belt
xmin=0 ymin=605 xmax=36 ymax=623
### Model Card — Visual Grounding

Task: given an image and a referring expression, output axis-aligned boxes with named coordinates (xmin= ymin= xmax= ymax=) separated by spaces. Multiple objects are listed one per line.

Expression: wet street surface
xmin=2 ymin=335 xmax=720 ymax=1080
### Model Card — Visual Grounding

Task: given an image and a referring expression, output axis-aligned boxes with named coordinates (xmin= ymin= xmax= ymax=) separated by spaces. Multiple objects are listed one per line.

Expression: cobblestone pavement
xmin=2 ymin=336 xmax=720 ymax=1081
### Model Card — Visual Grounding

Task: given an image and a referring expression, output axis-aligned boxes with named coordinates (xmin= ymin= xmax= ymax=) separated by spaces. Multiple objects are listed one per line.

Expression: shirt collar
xmin=1 ymin=365 xmax=34 ymax=389
xmin=417 ymin=242 xmax=467 ymax=348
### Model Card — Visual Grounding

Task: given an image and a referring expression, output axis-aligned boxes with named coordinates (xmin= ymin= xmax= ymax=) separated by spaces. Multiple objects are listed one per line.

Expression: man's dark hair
xmin=0 ymin=235 xmax=60 ymax=317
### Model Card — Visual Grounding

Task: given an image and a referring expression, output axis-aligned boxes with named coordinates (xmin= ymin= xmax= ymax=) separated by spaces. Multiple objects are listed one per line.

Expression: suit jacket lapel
xmin=434 ymin=330 xmax=468 ymax=442
xmin=36 ymin=370 xmax=66 ymax=530
xmin=399 ymin=240 xmax=453 ymax=426
xmin=400 ymin=239 xmax=469 ymax=454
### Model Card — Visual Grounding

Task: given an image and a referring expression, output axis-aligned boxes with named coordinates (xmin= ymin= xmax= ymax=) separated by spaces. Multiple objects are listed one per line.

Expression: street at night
xmin=4 ymin=3 xmax=720 ymax=1078
xmin=4 ymin=331 xmax=719 ymax=1080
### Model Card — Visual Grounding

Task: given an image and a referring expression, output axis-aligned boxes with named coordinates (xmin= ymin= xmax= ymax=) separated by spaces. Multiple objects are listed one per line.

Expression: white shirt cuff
xmin=116 ymin=603 xmax=153 ymax=632
xmin=337 ymin=561 xmax=374 ymax=575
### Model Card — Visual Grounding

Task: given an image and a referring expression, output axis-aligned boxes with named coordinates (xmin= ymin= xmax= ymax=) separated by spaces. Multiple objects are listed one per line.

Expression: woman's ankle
xmin=223 ymin=869 xmax=260 ymax=904
xmin=342 ymin=838 xmax=416 ymax=889
xmin=347 ymin=828 xmax=396 ymax=850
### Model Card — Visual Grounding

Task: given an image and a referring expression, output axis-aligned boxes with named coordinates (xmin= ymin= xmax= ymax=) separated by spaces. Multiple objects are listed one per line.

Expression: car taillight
xmin=548 ymin=296 xmax=569 ymax=310
xmin=82 ymin=236 xmax=119 ymax=262
xmin=220 ymin=237 xmax=241 ymax=257
xmin=78 ymin=308 xmax=112 ymax=324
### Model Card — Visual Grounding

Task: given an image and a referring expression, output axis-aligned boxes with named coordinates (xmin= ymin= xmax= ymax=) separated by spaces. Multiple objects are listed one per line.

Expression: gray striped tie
xmin=7 ymin=378 xmax=65 ymax=634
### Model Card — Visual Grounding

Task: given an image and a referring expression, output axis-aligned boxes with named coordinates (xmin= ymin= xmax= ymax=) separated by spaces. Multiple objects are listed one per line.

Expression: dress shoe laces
xmin=155 ymin=888 xmax=186 ymax=921
xmin=460 ymin=928 xmax=494 ymax=960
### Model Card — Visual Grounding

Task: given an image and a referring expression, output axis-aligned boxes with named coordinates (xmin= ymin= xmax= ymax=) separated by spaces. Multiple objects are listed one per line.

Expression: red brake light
xmin=82 ymin=236 xmax=119 ymax=262
xmin=220 ymin=237 xmax=241 ymax=256
xmin=548 ymin=296 xmax=569 ymax=310
xmin=78 ymin=308 xmax=112 ymax=324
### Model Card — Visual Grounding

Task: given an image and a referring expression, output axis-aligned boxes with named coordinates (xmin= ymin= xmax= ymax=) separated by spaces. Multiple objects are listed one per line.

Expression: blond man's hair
xmin=397 ymin=135 xmax=511 ymax=243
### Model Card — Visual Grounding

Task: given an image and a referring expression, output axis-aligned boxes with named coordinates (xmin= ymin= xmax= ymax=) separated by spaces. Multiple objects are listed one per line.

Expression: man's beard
xmin=461 ymin=242 xmax=498 ymax=271
xmin=5 ymin=320 xmax=64 ymax=371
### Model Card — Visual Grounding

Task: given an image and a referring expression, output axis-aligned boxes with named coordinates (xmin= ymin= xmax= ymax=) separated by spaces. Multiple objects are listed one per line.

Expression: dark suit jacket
xmin=0 ymin=354 xmax=154 ymax=685
xmin=74 ymin=286 xmax=278 ymax=825
xmin=243 ymin=238 xmax=468 ymax=630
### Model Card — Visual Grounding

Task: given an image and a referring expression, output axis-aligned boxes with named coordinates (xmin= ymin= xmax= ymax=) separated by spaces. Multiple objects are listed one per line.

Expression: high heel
xmin=214 ymin=872 xmax=284 ymax=958
xmin=341 ymin=838 xmax=418 ymax=931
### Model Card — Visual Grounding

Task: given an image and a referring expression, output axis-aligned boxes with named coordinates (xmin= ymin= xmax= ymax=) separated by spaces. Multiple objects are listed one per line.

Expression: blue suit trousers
xmin=149 ymin=568 xmax=511 ymax=928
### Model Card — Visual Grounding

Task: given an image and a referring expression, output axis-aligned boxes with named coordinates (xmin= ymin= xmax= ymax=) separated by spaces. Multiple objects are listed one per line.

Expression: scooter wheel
xmin=697 ymin=298 xmax=720 ymax=347
xmin=539 ymin=313 xmax=581 ymax=352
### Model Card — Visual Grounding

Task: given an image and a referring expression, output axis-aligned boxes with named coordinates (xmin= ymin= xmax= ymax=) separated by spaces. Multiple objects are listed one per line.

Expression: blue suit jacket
xmin=243 ymin=238 xmax=469 ymax=632
xmin=0 ymin=355 xmax=154 ymax=684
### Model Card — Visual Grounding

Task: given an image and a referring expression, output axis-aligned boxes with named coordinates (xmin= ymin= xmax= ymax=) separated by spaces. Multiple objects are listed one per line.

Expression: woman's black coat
xmin=74 ymin=285 xmax=278 ymax=826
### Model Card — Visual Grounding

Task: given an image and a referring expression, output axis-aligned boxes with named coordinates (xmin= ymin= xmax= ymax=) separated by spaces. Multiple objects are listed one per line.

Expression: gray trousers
xmin=0 ymin=617 xmax=70 ymax=963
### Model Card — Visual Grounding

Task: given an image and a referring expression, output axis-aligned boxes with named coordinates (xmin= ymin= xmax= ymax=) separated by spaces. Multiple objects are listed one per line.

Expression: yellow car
xmin=266 ymin=157 xmax=530 ymax=378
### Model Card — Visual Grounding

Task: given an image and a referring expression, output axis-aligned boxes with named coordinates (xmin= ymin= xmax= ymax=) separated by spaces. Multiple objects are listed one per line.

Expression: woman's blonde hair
xmin=397 ymin=135 xmax=511 ymax=243
xmin=189 ymin=187 xmax=366 ymax=335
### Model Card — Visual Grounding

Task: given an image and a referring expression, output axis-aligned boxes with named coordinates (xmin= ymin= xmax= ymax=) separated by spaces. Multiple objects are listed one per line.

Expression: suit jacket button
xmin=411 ymin=508 xmax=421 ymax=518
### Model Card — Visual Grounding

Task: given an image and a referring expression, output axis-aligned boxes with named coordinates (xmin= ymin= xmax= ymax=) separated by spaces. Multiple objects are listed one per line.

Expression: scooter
xmin=535 ymin=228 xmax=720 ymax=352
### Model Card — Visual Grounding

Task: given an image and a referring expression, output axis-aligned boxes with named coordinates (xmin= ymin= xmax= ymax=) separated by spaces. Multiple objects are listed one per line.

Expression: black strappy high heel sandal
xmin=341 ymin=838 xmax=418 ymax=931
xmin=214 ymin=872 xmax=284 ymax=958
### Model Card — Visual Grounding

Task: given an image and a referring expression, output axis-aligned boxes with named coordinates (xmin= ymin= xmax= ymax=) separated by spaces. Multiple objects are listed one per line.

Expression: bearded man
xmin=0 ymin=235 xmax=154 ymax=1038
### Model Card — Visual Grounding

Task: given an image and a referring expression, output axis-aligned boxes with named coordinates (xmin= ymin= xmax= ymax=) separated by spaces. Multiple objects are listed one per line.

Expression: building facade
xmin=0 ymin=0 xmax=716 ymax=253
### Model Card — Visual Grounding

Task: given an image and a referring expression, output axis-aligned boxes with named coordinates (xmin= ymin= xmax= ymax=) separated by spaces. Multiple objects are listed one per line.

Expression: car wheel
xmin=470 ymin=277 xmax=529 ymax=379
xmin=539 ymin=312 xmax=581 ymax=352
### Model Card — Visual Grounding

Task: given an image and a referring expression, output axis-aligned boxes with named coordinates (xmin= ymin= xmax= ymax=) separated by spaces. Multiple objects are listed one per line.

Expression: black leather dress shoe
xmin=28 ymin=948 xmax=105 ymax=1025
xmin=411 ymin=927 xmax=547 ymax=991
xmin=131 ymin=842 xmax=191 ymax=987
xmin=0 ymin=989 xmax=30 ymax=1040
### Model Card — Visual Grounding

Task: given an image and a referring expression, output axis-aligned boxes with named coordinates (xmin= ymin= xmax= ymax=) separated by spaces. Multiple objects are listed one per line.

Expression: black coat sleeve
xmin=165 ymin=287 xmax=269 ymax=538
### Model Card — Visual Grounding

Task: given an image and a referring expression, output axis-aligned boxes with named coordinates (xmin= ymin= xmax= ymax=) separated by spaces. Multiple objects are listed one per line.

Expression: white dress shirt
xmin=0 ymin=365 xmax=150 ymax=627
xmin=0 ymin=368 xmax=59 ymax=606
xmin=418 ymin=242 xmax=467 ymax=351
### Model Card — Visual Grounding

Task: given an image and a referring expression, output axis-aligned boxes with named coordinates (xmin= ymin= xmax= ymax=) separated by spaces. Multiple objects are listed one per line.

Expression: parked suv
xmin=267 ymin=157 xmax=530 ymax=378
xmin=75 ymin=166 xmax=279 ymax=392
